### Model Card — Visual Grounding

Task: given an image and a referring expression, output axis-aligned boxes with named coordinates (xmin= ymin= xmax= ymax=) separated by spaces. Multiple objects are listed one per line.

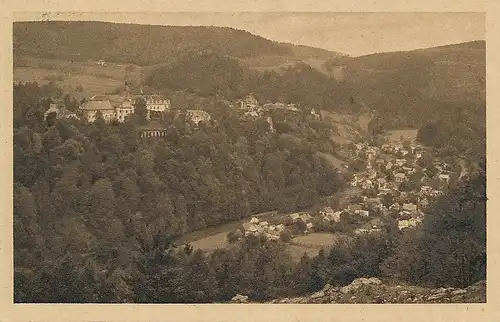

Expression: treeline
xmin=146 ymin=52 xmax=356 ymax=112
xmin=416 ymin=101 xmax=485 ymax=160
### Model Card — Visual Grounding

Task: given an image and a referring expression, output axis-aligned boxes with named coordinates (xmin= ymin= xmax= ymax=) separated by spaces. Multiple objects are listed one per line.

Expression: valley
xmin=12 ymin=20 xmax=486 ymax=304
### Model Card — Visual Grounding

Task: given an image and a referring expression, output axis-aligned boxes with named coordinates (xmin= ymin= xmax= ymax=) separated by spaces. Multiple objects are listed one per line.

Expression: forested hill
xmin=337 ymin=40 xmax=485 ymax=129
xmin=13 ymin=21 xmax=345 ymax=65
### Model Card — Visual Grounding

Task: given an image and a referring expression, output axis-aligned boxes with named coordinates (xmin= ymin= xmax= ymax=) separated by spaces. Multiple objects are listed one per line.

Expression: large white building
xmin=80 ymin=93 xmax=170 ymax=123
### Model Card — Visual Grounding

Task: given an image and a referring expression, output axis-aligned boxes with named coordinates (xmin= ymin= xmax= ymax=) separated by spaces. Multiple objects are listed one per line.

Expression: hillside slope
xmin=336 ymin=41 xmax=485 ymax=128
xmin=13 ymin=21 xmax=344 ymax=66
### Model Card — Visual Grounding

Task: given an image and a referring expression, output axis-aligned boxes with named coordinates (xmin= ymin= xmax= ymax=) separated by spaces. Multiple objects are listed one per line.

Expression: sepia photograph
xmin=11 ymin=11 xmax=486 ymax=306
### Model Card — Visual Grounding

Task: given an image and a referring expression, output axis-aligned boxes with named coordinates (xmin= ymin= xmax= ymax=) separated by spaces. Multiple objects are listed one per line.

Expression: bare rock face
xmin=340 ymin=277 xmax=383 ymax=294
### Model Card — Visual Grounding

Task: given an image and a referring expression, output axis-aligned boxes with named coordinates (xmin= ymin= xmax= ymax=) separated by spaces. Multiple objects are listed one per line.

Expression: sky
xmin=15 ymin=12 xmax=485 ymax=56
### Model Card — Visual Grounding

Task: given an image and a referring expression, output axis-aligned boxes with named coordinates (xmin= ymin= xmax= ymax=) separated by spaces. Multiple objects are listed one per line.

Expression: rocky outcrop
xmin=231 ymin=294 xmax=249 ymax=303
xmin=267 ymin=278 xmax=486 ymax=304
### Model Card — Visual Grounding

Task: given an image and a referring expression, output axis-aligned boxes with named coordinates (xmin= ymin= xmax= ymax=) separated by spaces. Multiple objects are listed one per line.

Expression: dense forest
xmin=13 ymin=82 xmax=486 ymax=303
xmin=415 ymin=101 xmax=486 ymax=160
xmin=146 ymin=52 xmax=357 ymax=112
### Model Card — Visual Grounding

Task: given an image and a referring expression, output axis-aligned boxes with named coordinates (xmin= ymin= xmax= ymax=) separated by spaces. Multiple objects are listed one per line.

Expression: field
xmin=384 ymin=129 xmax=419 ymax=143
xmin=286 ymin=232 xmax=339 ymax=262
xmin=188 ymin=232 xmax=229 ymax=253
xmin=14 ymin=67 xmax=124 ymax=99
xmin=287 ymin=244 xmax=322 ymax=262
xmin=13 ymin=55 xmax=144 ymax=99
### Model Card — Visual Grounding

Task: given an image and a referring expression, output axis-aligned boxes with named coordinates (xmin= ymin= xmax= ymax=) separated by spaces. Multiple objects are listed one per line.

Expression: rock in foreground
xmin=267 ymin=278 xmax=486 ymax=304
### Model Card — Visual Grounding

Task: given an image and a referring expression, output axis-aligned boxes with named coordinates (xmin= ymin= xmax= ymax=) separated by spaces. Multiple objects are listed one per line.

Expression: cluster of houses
xmin=241 ymin=217 xmax=285 ymax=241
xmin=235 ymin=94 xmax=320 ymax=119
xmin=340 ymin=140 xmax=455 ymax=231
xmin=349 ymin=141 xmax=452 ymax=193
xmin=43 ymin=82 xmax=214 ymax=138
xmin=239 ymin=212 xmax=318 ymax=241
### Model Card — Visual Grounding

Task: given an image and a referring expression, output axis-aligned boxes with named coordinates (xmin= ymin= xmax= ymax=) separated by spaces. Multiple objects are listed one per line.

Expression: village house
xmin=354 ymin=228 xmax=370 ymax=235
xmin=399 ymin=217 xmax=422 ymax=230
xmin=364 ymin=197 xmax=383 ymax=211
xmin=389 ymin=203 xmax=401 ymax=212
xmin=259 ymin=221 xmax=269 ymax=228
xmin=331 ymin=211 xmax=342 ymax=223
xmin=395 ymin=159 xmax=407 ymax=167
xmin=386 ymin=161 xmax=394 ymax=170
xmin=265 ymin=232 xmax=280 ymax=241
xmin=350 ymin=174 xmax=364 ymax=187
xmin=186 ymin=110 xmax=211 ymax=125
xmin=300 ymin=213 xmax=313 ymax=223
xmin=367 ymin=169 xmax=377 ymax=179
xmin=398 ymin=220 xmax=410 ymax=230
xmin=402 ymin=166 xmax=416 ymax=174
xmin=378 ymin=188 xmax=393 ymax=196
xmin=377 ymin=178 xmax=387 ymax=190
xmin=142 ymin=95 xmax=171 ymax=119
xmin=250 ymin=217 xmax=259 ymax=224
xmin=242 ymin=222 xmax=261 ymax=236
xmin=400 ymin=149 xmax=409 ymax=156
xmin=430 ymin=190 xmax=443 ymax=197
xmin=305 ymin=222 xmax=314 ymax=233
xmin=243 ymin=110 xmax=260 ymax=118
xmin=79 ymin=99 xmax=116 ymax=122
xmin=347 ymin=204 xmax=363 ymax=215
xmin=289 ymin=213 xmax=301 ymax=222
xmin=310 ymin=108 xmax=320 ymax=119
xmin=115 ymin=96 xmax=134 ymax=122
xmin=238 ymin=94 xmax=259 ymax=110
xmin=400 ymin=203 xmax=418 ymax=218
xmin=420 ymin=185 xmax=432 ymax=195
xmin=438 ymin=173 xmax=451 ymax=183
xmin=419 ymin=198 xmax=430 ymax=208
xmin=355 ymin=143 xmax=364 ymax=152
xmin=361 ymin=179 xmax=373 ymax=190
xmin=44 ymin=101 xmax=78 ymax=120
xmin=359 ymin=210 xmax=370 ymax=217
xmin=381 ymin=144 xmax=392 ymax=153
xmin=395 ymin=172 xmax=407 ymax=183
xmin=366 ymin=150 xmax=377 ymax=160
xmin=319 ymin=206 xmax=334 ymax=217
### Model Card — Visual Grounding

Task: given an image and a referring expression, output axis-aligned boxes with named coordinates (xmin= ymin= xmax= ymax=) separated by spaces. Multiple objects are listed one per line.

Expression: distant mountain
xmin=13 ymin=21 xmax=345 ymax=66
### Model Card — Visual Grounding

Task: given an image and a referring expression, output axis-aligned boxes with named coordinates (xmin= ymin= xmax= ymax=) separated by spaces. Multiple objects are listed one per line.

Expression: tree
xmin=381 ymin=167 xmax=486 ymax=288
xmin=89 ymin=178 xmax=116 ymax=223
xmin=134 ymin=97 xmax=148 ymax=124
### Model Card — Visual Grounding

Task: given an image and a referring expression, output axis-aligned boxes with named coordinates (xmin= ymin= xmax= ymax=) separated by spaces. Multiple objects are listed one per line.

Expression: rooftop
xmin=80 ymin=100 xmax=114 ymax=111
